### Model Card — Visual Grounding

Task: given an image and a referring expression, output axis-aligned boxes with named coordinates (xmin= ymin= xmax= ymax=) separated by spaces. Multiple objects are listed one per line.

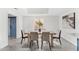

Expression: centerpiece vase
xmin=39 ymin=28 xmax=41 ymax=32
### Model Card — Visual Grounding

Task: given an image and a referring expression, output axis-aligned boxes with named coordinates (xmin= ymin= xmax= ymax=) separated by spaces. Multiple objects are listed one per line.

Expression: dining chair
xmin=21 ymin=30 xmax=28 ymax=44
xmin=51 ymin=30 xmax=62 ymax=46
xmin=41 ymin=32 xmax=51 ymax=50
xmin=29 ymin=32 xmax=39 ymax=48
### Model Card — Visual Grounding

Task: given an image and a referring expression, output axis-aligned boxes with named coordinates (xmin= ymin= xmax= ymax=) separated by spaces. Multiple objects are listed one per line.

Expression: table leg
xmin=51 ymin=39 xmax=54 ymax=47
xmin=38 ymin=35 xmax=41 ymax=50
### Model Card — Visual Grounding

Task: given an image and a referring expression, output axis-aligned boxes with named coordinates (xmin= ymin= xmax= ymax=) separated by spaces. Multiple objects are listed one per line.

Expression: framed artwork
xmin=62 ymin=12 xmax=75 ymax=29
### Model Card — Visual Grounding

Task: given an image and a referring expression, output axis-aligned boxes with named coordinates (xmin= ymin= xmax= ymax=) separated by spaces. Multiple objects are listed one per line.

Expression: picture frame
xmin=62 ymin=12 xmax=75 ymax=29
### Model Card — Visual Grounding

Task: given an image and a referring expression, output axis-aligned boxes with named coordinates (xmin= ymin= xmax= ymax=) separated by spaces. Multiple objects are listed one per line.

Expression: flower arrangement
xmin=35 ymin=19 xmax=43 ymax=32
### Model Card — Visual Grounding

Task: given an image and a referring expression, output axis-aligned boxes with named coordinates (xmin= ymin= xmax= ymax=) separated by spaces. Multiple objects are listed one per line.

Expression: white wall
xmin=0 ymin=9 xmax=8 ymax=49
xmin=16 ymin=16 xmax=23 ymax=38
xmin=59 ymin=8 xmax=79 ymax=46
xmin=59 ymin=8 xmax=78 ymax=33
xmin=23 ymin=16 xmax=59 ymax=32
xmin=8 ymin=9 xmax=23 ymax=38
xmin=8 ymin=18 xmax=10 ymax=36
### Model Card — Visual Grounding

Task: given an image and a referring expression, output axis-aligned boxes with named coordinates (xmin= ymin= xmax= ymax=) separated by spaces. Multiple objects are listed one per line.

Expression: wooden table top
xmin=24 ymin=32 xmax=56 ymax=35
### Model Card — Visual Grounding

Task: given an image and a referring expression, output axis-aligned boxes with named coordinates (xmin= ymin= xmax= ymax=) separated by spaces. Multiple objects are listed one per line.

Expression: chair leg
xmin=41 ymin=41 xmax=43 ymax=49
xmin=29 ymin=41 xmax=31 ymax=48
xmin=29 ymin=40 xmax=33 ymax=48
xmin=59 ymin=38 xmax=62 ymax=45
xmin=51 ymin=39 xmax=53 ymax=47
xmin=28 ymin=39 xmax=30 ymax=47
xmin=21 ymin=38 xmax=23 ymax=44
xmin=48 ymin=41 xmax=51 ymax=50
xmin=37 ymin=40 xmax=39 ymax=48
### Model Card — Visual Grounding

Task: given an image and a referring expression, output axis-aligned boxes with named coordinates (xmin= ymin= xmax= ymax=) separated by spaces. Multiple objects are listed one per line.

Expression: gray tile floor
xmin=0 ymin=37 xmax=77 ymax=51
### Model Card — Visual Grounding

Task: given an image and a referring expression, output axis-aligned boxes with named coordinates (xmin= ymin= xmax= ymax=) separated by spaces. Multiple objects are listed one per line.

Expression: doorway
xmin=8 ymin=17 xmax=16 ymax=38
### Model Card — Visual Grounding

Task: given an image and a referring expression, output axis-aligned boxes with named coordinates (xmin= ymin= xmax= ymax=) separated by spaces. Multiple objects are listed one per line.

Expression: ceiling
xmin=26 ymin=8 xmax=73 ymax=16
xmin=9 ymin=8 xmax=73 ymax=16
xmin=27 ymin=8 xmax=49 ymax=14
xmin=48 ymin=8 xmax=72 ymax=16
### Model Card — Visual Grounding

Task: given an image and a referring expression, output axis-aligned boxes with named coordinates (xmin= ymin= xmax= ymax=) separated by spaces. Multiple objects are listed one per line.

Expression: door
xmin=10 ymin=17 xmax=16 ymax=38
xmin=77 ymin=39 xmax=79 ymax=51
